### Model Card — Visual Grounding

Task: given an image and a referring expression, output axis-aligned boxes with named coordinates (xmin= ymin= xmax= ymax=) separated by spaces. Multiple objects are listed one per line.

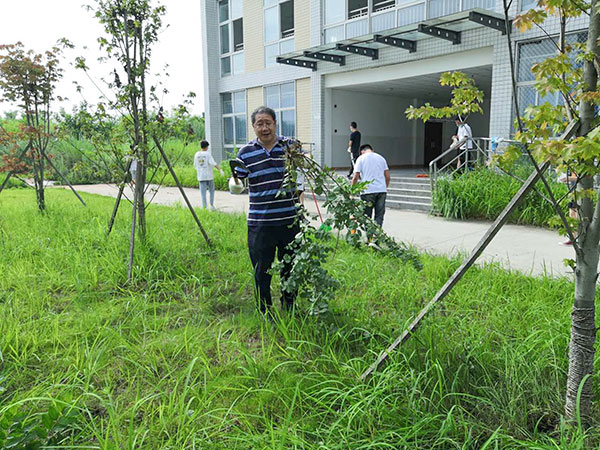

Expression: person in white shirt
xmin=351 ymin=144 xmax=390 ymax=227
xmin=453 ymin=118 xmax=473 ymax=169
xmin=193 ymin=140 xmax=220 ymax=209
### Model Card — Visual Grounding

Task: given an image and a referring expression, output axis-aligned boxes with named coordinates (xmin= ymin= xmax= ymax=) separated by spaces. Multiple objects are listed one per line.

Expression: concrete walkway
xmin=67 ymin=184 xmax=575 ymax=278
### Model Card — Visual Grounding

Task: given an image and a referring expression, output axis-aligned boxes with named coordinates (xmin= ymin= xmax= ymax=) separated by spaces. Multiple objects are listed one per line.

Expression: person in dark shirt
xmin=347 ymin=121 xmax=361 ymax=178
xmin=233 ymin=106 xmax=300 ymax=317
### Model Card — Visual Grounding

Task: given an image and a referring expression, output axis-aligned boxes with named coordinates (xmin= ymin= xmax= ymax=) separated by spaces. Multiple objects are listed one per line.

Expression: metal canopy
xmin=336 ymin=43 xmax=379 ymax=59
xmin=374 ymin=34 xmax=417 ymax=53
xmin=276 ymin=8 xmax=510 ymax=70
xmin=417 ymin=24 xmax=461 ymax=44
xmin=468 ymin=10 xmax=510 ymax=34
xmin=304 ymin=51 xmax=346 ymax=66
xmin=276 ymin=56 xmax=317 ymax=71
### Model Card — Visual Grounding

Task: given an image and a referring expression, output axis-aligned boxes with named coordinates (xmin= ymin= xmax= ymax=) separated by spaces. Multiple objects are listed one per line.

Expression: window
xmin=264 ymin=83 xmax=296 ymax=137
xmin=520 ymin=0 xmax=537 ymax=11
xmin=222 ymin=91 xmax=247 ymax=149
xmin=348 ymin=0 xmax=368 ymax=19
xmin=280 ymin=1 xmax=294 ymax=38
xmin=219 ymin=0 xmax=244 ymax=77
xmin=373 ymin=0 xmax=395 ymax=12
xmin=264 ymin=0 xmax=295 ymax=67
xmin=516 ymin=33 xmax=587 ymax=116
xmin=325 ymin=0 xmax=345 ymax=25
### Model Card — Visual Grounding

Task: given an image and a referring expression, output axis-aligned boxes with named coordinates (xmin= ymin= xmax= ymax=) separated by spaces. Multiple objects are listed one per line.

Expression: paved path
xmin=67 ymin=184 xmax=575 ymax=278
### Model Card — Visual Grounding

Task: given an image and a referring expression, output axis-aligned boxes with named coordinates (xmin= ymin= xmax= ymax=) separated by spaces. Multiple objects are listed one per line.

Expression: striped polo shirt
xmin=235 ymin=137 xmax=298 ymax=227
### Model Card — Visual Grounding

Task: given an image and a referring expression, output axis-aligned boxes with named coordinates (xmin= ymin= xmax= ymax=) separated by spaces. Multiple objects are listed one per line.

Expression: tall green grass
xmin=432 ymin=167 xmax=567 ymax=227
xmin=0 ymin=189 xmax=597 ymax=448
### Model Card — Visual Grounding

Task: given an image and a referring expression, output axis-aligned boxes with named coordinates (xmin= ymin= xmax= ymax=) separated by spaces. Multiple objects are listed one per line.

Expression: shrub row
xmin=432 ymin=167 xmax=568 ymax=227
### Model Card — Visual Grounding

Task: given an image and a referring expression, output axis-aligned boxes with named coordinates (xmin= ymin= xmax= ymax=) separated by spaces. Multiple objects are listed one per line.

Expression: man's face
xmin=253 ymin=113 xmax=277 ymax=143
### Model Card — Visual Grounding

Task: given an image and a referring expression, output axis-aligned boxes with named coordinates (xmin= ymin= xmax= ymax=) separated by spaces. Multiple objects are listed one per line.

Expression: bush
xmin=157 ymin=159 xmax=231 ymax=191
xmin=432 ymin=166 xmax=568 ymax=227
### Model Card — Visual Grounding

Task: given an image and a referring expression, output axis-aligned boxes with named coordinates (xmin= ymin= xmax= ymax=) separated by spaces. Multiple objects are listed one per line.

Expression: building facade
xmin=200 ymin=0 xmax=589 ymax=168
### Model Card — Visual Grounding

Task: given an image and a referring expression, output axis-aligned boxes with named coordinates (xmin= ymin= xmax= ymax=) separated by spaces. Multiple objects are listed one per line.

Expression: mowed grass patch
xmin=0 ymin=189 xmax=597 ymax=448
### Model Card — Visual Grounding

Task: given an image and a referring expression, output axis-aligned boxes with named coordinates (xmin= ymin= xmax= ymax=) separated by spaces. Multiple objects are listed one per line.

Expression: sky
xmin=0 ymin=0 xmax=205 ymax=116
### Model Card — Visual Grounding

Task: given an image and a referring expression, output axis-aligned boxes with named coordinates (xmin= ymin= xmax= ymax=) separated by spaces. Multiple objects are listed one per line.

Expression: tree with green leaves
xmin=499 ymin=0 xmax=600 ymax=424
xmin=0 ymin=41 xmax=70 ymax=211
xmin=405 ymin=71 xmax=484 ymax=124
xmin=76 ymin=0 xmax=210 ymax=279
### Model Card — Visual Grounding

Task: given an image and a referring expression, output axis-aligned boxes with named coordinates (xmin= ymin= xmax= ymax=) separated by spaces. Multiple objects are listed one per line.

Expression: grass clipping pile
xmin=275 ymin=140 xmax=422 ymax=315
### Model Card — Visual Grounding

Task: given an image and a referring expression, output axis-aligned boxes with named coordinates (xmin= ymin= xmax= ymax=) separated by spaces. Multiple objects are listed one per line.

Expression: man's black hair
xmin=359 ymin=144 xmax=372 ymax=152
xmin=200 ymin=140 xmax=209 ymax=149
xmin=251 ymin=106 xmax=277 ymax=125
xmin=351 ymin=121 xmax=357 ymax=128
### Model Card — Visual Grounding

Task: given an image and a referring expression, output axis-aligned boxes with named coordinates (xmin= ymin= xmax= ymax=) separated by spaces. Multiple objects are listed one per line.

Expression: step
xmin=388 ymin=181 xmax=431 ymax=191
xmin=387 ymin=194 xmax=432 ymax=204
xmin=387 ymin=187 xmax=432 ymax=198
xmin=390 ymin=176 xmax=430 ymax=184
xmin=386 ymin=199 xmax=431 ymax=212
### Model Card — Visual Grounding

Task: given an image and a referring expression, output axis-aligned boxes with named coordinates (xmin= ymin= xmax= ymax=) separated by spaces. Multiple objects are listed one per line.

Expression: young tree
xmin=502 ymin=0 xmax=600 ymax=423
xmin=76 ymin=0 xmax=210 ymax=279
xmin=0 ymin=41 xmax=68 ymax=211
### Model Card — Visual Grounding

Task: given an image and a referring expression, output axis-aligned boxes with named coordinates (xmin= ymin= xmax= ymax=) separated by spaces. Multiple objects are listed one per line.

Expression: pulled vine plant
xmin=272 ymin=140 xmax=422 ymax=315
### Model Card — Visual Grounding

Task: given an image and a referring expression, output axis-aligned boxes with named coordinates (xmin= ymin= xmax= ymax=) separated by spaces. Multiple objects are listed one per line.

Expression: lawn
xmin=0 ymin=189 xmax=597 ymax=448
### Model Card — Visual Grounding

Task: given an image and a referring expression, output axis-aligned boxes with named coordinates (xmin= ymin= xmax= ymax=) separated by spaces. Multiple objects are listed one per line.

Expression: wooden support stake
xmin=107 ymin=159 xmax=133 ymax=236
xmin=153 ymin=136 xmax=211 ymax=246
xmin=41 ymin=151 xmax=87 ymax=207
xmin=361 ymin=121 xmax=580 ymax=381
xmin=127 ymin=183 xmax=138 ymax=282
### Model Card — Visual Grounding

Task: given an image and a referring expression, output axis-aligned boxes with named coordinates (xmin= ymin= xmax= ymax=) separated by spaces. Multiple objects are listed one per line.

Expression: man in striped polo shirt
xmin=233 ymin=106 xmax=300 ymax=316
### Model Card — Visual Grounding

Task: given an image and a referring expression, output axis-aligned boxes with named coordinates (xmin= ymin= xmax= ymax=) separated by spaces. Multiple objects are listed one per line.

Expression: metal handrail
xmin=429 ymin=137 xmax=488 ymax=192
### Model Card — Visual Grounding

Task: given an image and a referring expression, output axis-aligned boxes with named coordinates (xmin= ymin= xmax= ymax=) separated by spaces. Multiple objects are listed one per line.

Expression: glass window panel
xmin=233 ymin=19 xmax=244 ymax=51
xmin=517 ymin=86 xmax=537 ymax=116
xmin=265 ymin=86 xmax=280 ymax=109
xmin=234 ymin=91 xmax=246 ymax=113
xmin=219 ymin=0 xmax=229 ymax=22
xmin=223 ymin=116 xmax=234 ymax=144
xmin=348 ymin=0 xmax=368 ymax=19
xmin=222 ymin=93 xmax=233 ymax=114
xmin=346 ymin=18 xmax=368 ymax=38
xmin=520 ymin=0 xmax=537 ymax=10
xmin=235 ymin=115 xmax=247 ymax=144
xmin=373 ymin=0 xmax=395 ymax=12
xmin=280 ymin=1 xmax=295 ymax=38
xmin=518 ymin=39 xmax=556 ymax=82
xmin=325 ymin=0 xmax=345 ymax=25
xmin=264 ymin=6 xmax=279 ymax=43
xmin=220 ymin=24 xmax=230 ymax=54
xmin=265 ymin=43 xmax=279 ymax=67
xmin=463 ymin=0 xmax=495 ymax=10
xmin=281 ymin=109 xmax=295 ymax=137
xmin=231 ymin=0 xmax=243 ymax=19
xmin=221 ymin=56 xmax=231 ymax=77
xmin=265 ymin=0 xmax=278 ymax=6
xmin=397 ymin=3 xmax=424 ymax=25
xmin=428 ymin=0 xmax=459 ymax=19
xmin=276 ymin=112 xmax=282 ymax=135
xmin=324 ymin=25 xmax=345 ymax=43
xmin=372 ymin=10 xmax=395 ymax=33
xmin=280 ymin=82 xmax=295 ymax=108
xmin=232 ymin=52 xmax=244 ymax=75
xmin=280 ymin=38 xmax=295 ymax=55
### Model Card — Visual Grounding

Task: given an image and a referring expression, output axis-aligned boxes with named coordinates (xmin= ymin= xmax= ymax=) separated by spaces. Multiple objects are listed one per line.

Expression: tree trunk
xmin=134 ymin=157 xmax=146 ymax=240
xmin=564 ymin=1 xmax=600 ymax=423
xmin=34 ymin=154 xmax=45 ymax=212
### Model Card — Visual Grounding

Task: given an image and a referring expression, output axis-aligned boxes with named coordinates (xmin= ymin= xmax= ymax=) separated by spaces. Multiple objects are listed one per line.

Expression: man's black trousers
xmin=361 ymin=192 xmax=387 ymax=227
xmin=248 ymin=224 xmax=299 ymax=313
